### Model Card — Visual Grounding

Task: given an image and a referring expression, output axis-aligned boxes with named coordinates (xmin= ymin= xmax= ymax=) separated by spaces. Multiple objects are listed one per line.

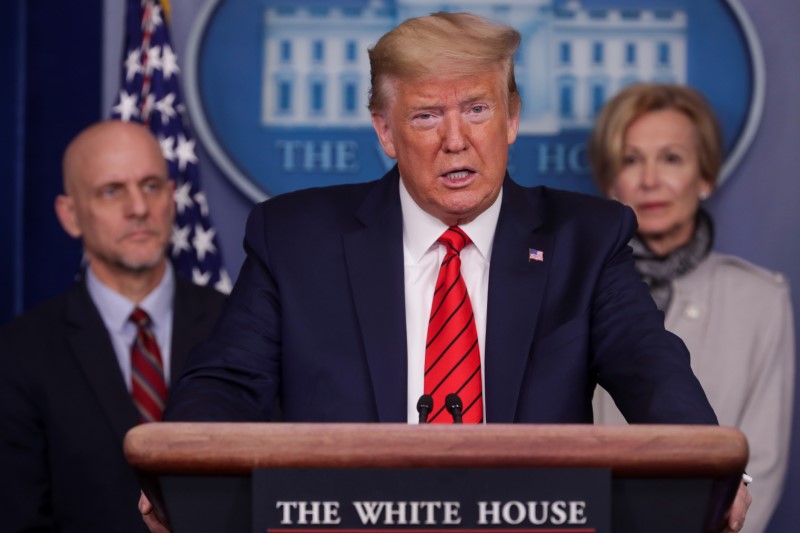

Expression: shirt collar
xmin=399 ymin=177 xmax=502 ymax=264
xmin=86 ymin=261 xmax=175 ymax=333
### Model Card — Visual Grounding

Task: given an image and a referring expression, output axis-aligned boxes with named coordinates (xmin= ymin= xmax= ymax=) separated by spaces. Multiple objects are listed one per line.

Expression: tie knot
xmin=438 ymin=226 xmax=471 ymax=255
xmin=130 ymin=307 xmax=152 ymax=328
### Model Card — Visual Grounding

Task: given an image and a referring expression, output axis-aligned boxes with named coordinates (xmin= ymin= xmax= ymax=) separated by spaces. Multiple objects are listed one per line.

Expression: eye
xmin=622 ymin=154 xmax=638 ymax=166
xmin=664 ymin=152 xmax=683 ymax=164
xmin=410 ymin=111 xmax=439 ymax=129
xmin=142 ymin=178 xmax=166 ymax=194
xmin=100 ymin=184 xmax=122 ymax=198
xmin=469 ymin=104 xmax=487 ymax=114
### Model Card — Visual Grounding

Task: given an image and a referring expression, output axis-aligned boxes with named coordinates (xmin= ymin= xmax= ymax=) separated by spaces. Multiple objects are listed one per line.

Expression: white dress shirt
xmin=400 ymin=179 xmax=502 ymax=423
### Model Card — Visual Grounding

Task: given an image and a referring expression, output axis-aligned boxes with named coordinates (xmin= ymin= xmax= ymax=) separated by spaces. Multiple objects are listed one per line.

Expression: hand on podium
xmin=139 ymin=491 xmax=171 ymax=533
xmin=721 ymin=481 xmax=752 ymax=532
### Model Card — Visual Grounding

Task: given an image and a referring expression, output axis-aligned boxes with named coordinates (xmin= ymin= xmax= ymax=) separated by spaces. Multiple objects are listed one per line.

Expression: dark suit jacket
xmin=167 ymin=168 xmax=717 ymax=427
xmin=0 ymin=275 xmax=226 ymax=533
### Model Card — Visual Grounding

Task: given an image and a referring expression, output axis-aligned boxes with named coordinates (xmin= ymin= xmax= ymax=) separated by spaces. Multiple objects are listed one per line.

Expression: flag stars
xmin=175 ymin=134 xmax=198 ymax=171
xmin=192 ymin=267 xmax=212 ymax=287
xmin=154 ymin=92 xmax=177 ymax=125
xmin=161 ymin=44 xmax=180 ymax=80
xmin=194 ymin=191 xmax=209 ymax=217
xmin=173 ymin=181 xmax=194 ymax=214
xmin=159 ymin=135 xmax=175 ymax=162
xmin=118 ymin=0 xmax=227 ymax=296
xmin=214 ymin=270 xmax=233 ymax=294
xmin=142 ymin=4 xmax=163 ymax=33
xmin=192 ymin=224 xmax=217 ymax=261
xmin=112 ymin=91 xmax=139 ymax=122
xmin=124 ymin=48 xmax=143 ymax=82
xmin=143 ymin=45 xmax=163 ymax=76
xmin=170 ymin=224 xmax=191 ymax=257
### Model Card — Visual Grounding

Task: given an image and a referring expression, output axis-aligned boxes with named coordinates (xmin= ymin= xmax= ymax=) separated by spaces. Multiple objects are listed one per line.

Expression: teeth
xmin=445 ymin=170 xmax=470 ymax=179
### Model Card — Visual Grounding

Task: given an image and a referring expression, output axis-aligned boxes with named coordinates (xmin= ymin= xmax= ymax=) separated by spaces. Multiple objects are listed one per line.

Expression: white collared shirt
xmin=400 ymin=179 xmax=502 ymax=423
xmin=86 ymin=262 xmax=175 ymax=390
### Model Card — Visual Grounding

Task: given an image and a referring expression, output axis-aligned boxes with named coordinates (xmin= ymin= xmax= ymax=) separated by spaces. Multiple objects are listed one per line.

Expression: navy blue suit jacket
xmin=0 ymin=276 xmax=225 ymax=533
xmin=168 ymin=168 xmax=716 ymax=426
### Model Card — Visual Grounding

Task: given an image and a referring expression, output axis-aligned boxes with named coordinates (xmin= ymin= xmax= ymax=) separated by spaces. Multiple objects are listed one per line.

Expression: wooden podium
xmin=124 ymin=423 xmax=747 ymax=533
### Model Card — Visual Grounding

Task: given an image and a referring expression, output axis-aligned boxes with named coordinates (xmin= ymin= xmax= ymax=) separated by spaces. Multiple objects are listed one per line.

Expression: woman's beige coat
xmin=594 ymin=252 xmax=795 ymax=533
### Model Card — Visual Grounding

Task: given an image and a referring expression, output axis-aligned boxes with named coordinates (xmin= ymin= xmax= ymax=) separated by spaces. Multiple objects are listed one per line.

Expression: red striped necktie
xmin=130 ymin=307 xmax=167 ymax=423
xmin=424 ymin=226 xmax=483 ymax=423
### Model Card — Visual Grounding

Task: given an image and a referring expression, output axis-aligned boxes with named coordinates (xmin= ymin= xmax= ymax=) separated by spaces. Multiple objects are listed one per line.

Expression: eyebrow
xmin=407 ymin=93 xmax=497 ymax=112
xmin=624 ymin=142 xmax=692 ymax=151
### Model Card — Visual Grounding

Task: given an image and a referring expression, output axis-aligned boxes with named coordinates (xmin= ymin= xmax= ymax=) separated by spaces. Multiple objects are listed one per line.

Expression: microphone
xmin=445 ymin=393 xmax=463 ymax=424
xmin=417 ymin=394 xmax=434 ymax=423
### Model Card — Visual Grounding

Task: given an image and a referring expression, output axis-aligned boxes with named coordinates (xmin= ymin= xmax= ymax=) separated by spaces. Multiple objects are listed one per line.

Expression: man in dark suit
xmin=0 ymin=120 xmax=226 ymax=532
xmin=144 ymin=12 xmax=749 ymax=533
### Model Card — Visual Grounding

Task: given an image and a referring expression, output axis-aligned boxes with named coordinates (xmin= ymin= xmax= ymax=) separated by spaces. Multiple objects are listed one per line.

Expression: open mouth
xmin=441 ymin=168 xmax=475 ymax=183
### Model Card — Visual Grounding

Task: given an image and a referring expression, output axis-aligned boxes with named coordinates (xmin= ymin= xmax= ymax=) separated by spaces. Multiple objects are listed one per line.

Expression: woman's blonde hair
xmin=588 ymin=83 xmax=723 ymax=193
xmin=367 ymin=12 xmax=521 ymax=113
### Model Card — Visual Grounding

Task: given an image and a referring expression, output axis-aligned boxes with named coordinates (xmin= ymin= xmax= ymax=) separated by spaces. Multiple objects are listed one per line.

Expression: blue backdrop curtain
xmin=0 ymin=0 xmax=102 ymax=324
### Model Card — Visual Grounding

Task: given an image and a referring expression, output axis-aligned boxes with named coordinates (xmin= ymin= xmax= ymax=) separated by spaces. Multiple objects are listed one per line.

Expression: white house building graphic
xmin=260 ymin=0 xmax=686 ymax=133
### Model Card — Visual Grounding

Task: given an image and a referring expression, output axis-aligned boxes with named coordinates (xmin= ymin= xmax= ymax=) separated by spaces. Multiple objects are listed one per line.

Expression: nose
xmin=441 ymin=113 xmax=468 ymax=153
xmin=126 ymin=187 xmax=149 ymax=218
xmin=640 ymin=160 xmax=659 ymax=189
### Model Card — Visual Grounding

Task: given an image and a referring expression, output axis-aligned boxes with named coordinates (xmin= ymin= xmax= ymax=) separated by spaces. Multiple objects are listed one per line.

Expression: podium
xmin=124 ymin=423 xmax=747 ymax=533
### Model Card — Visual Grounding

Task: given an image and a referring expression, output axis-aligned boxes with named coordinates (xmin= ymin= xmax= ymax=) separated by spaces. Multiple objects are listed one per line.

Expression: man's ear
xmin=507 ymin=94 xmax=521 ymax=146
xmin=371 ymin=112 xmax=397 ymax=159
xmin=55 ymin=195 xmax=82 ymax=239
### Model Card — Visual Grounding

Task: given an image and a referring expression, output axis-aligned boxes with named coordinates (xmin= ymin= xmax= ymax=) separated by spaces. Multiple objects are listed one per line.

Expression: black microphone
xmin=417 ymin=394 xmax=434 ymax=423
xmin=445 ymin=393 xmax=463 ymax=424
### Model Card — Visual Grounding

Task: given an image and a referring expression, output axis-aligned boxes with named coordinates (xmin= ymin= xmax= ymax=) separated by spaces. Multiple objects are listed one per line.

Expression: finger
xmin=138 ymin=491 xmax=152 ymax=513
xmin=139 ymin=491 xmax=172 ymax=533
xmin=726 ymin=482 xmax=751 ymax=532
xmin=142 ymin=510 xmax=171 ymax=533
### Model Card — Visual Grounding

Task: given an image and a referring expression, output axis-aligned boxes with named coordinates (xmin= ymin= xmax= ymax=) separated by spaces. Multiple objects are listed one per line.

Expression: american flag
xmin=528 ymin=248 xmax=544 ymax=262
xmin=111 ymin=0 xmax=231 ymax=293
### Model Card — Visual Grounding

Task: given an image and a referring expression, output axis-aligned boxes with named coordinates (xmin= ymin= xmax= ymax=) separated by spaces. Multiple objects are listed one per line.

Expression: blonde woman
xmin=590 ymin=83 xmax=795 ymax=533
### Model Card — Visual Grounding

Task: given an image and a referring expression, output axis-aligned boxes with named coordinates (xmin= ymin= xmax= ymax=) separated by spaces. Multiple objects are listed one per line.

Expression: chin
xmin=117 ymin=250 xmax=166 ymax=273
xmin=639 ymin=230 xmax=672 ymax=242
xmin=443 ymin=192 xmax=486 ymax=212
xmin=636 ymin=217 xmax=675 ymax=235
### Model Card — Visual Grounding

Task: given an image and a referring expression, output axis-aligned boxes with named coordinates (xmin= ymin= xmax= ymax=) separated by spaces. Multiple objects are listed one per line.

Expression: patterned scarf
xmin=630 ymin=208 xmax=714 ymax=312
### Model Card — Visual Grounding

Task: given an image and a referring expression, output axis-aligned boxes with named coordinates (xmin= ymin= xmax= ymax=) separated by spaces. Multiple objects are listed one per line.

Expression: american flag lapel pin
xmin=528 ymin=248 xmax=544 ymax=262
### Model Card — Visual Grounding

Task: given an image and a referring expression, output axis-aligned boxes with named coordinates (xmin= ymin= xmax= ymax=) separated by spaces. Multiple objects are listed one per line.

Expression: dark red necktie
xmin=424 ymin=226 xmax=483 ymax=423
xmin=130 ymin=307 xmax=167 ymax=423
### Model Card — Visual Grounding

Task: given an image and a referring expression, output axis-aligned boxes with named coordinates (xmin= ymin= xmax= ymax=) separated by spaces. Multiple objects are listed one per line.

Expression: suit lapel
xmin=485 ymin=180 xmax=553 ymax=422
xmin=65 ymin=283 xmax=138 ymax=443
xmin=343 ymin=168 xmax=408 ymax=422
xmin=170 ymin=277 xmax=212 ymax=387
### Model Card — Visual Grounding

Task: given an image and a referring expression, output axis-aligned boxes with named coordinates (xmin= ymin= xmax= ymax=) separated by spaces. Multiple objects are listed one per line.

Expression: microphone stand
xmin=445 ymin=393 xmax=463 ymax=424
xmin=416 ymin=394 xmax=433 ymax=424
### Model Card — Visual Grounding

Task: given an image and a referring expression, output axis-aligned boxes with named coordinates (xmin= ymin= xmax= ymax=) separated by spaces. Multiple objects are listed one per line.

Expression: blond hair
xmin=367 ymin=12 xmax=521 ymax=112
xmin=588 ymin=83 xmax=723 ymax=193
